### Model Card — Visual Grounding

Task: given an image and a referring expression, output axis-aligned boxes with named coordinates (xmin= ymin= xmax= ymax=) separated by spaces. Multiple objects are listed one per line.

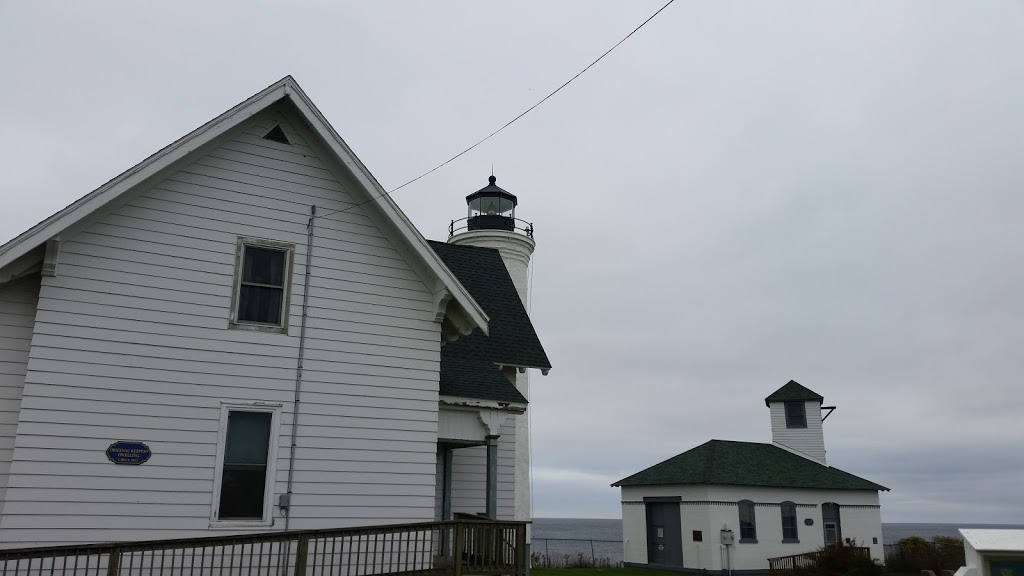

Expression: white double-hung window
xmin=230 ymin=237 xmax=295 ymax=333
xmin=211 ymin=402 xmax=281 ymax=526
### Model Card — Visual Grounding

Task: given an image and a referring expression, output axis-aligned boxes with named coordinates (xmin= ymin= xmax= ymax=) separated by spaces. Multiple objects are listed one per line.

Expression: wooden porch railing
xmin=768 ymin=546 xmax=870 ymax=575
xmin=0 ymin=520 xmax=527 ymax=576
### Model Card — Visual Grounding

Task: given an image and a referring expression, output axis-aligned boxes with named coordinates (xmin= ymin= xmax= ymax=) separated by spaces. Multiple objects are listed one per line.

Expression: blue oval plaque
xmin=106 ymin=441 xmax=151 ymax=465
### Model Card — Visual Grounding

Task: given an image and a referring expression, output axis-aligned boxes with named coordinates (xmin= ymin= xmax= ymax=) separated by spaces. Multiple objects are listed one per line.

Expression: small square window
xmin=785 ymin=402 xmax=807 ymax=428
xmin=230 ymin=238 xmax=294 ymax=333
xmin=693 ymin=531 xmax=703 ymax=542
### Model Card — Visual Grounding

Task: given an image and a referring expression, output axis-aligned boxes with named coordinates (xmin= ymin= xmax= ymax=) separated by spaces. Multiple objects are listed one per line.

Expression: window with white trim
xmin=230 ymin=238 xmax=294 ymax=333
xmin=785 ymin=401 xmax=807 ymax=428
xmin=212 ymin=403 xmax=280 ymax=525
xmin=781 ymin=501 xmax=799 ymax=542
xmin=738 ymin=500 xmax=757 ymax=542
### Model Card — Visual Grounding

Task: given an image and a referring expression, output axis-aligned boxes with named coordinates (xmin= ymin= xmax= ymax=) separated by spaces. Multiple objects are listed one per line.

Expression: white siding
xmin=0 ymin=107 xmax=443 ymax=545
xmin=449 ymin=418 xmax=516 ymax=520
xmin=0 ymin=275 xmax=40 ymax=508
xmin=620 ymin=485 xmax=883 ymax=572
xmin=769 ymin=401 xmax=827 ymax=464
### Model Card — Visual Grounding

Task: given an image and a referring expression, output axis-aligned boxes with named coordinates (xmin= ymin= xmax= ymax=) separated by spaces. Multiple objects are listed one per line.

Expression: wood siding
xmin=0 ymin=108 xmax=446 ymax=545
xmin=769 ymin=401 xmax=827 ymax=464
xmin=0 ymin=275 xmax=40 ymax=508
xmin=450 ymin=419 xmax=516 ymax=520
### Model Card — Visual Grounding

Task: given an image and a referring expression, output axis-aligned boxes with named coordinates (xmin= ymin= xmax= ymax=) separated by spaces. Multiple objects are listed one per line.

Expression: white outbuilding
xmin=613 ymin=380 xmax=888 ymax=575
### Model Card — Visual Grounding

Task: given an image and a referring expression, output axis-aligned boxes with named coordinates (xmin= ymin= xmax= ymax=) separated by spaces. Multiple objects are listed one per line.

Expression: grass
xmin=531 ymin=569 xmax=697 ymax=576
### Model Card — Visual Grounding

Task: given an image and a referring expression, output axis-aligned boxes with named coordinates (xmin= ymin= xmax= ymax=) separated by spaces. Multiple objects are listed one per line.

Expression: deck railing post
xmin=293 ymin=536 xmax=309 ymax=576
xmin=517 ymin=524 xmax=528 ymax=576
xmin=107 ymin=546 xmax=122 ymax=576
xmin=453 ymin=522 xmax=464 ymax=576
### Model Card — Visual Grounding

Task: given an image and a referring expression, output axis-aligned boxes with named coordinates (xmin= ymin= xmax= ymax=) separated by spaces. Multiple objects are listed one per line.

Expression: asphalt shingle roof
xmin=612 ymin=440 xmax=888 ymax=491
xmin=428 ymin=241 xmax=551 ymax=404
xmin=765 ymin=380 xmax=825 ymax=406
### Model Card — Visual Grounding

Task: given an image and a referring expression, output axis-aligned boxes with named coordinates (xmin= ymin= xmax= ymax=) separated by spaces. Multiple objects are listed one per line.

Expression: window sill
xmin=782 ymin=539 xmax=800 ymax=544
xmin=228 ymin=321 xmax=289 ymax=335
xmin=739 ymin=538 xmax=758 ymax=544
xmin=209 ymin=519 xmax=275 ymax=530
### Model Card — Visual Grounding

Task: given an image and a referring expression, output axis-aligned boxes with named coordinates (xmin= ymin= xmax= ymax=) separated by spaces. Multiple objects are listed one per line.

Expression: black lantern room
xmin=466 ymin=176 xmax=517 ymax=232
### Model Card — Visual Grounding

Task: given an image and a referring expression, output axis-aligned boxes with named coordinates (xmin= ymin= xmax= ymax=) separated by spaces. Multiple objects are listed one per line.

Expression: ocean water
xmin=531 ymin=518 xmax=1024 ymax=564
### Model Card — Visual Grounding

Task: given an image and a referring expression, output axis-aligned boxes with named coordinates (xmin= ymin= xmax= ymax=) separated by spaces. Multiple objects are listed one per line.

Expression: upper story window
xmin=785 ymin=401 xmax=807 ymax=428
xmin=781 ymin=501 xmax=799 ymax=542
xmin=738 ymin=500 xmax=757 ymax=543
xmin=230 ymin=238 xmax=294 ymax=333
xmin=212 ymin=403 xmax=281 ymax=526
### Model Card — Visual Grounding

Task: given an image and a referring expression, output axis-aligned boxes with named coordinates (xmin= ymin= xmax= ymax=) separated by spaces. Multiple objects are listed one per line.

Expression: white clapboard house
xmin=613 ymin=381 xmax=888 ymax=575
xmin=0 ymin=76 xmax=550 ymax=549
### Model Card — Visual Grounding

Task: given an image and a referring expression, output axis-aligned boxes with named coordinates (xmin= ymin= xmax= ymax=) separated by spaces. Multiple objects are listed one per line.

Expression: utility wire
xmin=317 ymin=0 xmax=676 ymax=222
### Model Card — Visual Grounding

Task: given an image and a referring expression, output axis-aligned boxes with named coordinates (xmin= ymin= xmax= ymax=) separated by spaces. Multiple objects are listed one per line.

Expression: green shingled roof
xmin=612 ymin=440 xmax=888 ymax=491
xmin=428 ymin=241 xmax=551 ymax=404
xmin=765 ymin=380 xmax=824 ymax=406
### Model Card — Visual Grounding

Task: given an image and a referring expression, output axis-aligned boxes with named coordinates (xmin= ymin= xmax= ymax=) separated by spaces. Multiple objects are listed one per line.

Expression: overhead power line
xmin=318 ymin=0 xmax=676 ymax=222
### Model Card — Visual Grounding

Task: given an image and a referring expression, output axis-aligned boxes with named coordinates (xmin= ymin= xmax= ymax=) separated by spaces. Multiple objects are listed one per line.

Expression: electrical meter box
xmin=720 ymin=529 xmax=735 ymax=545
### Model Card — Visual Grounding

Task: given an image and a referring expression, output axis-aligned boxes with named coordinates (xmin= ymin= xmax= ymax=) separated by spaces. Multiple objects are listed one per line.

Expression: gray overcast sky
xmin=2 ymin=1 xmax=1022 ymax=523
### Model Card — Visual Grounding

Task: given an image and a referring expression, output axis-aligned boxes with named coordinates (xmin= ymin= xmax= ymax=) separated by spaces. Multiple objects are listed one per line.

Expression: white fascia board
xmin=0 ymin=80 xmax=288 ymax=269
xmin=439 ymin=395 xmax=526 ymax=414
xmin=280 ymin=83 xmax=488 ymax=335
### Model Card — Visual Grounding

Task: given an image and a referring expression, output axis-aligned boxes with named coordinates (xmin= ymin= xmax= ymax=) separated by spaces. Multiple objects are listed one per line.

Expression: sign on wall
xmin=106 ymin=441 xmax=152 ymax=465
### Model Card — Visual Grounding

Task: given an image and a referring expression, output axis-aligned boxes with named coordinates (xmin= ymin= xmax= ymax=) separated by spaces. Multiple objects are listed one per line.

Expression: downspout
xmin=281 ymin=205 xmax=315 ymax=530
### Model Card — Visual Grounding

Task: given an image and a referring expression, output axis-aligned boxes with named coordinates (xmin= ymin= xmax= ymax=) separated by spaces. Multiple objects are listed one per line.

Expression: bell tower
xmin=448 ymin=174 xmax=536 ymax=525
xmin=765 ymin=380 xmax=833 ymax=465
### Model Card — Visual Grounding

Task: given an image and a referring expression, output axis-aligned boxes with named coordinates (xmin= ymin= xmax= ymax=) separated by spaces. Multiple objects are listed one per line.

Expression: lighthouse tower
xmin=448 ymin=174 xmax=536 ymax=528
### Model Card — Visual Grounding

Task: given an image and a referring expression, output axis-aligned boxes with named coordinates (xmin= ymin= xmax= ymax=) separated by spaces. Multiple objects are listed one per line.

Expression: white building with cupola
xmin=613 ymin=380 xmax=888 ymax=575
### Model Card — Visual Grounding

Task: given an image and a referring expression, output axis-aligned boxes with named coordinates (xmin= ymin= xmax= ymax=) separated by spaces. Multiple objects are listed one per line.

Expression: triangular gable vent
xmin=262 ymin=125 xmax=291 ymax=145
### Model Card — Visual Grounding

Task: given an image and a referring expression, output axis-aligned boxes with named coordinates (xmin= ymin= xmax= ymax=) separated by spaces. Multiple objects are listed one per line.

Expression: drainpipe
xmin=281 ymin=205 xmax=315 ymax=530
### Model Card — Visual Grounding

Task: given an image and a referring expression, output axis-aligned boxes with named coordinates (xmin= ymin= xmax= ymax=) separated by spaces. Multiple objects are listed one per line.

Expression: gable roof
xmin=612 ymin=440 xmax=888 ymax=491
xmin=0 ymin=76 xmax=488 ymax=337
xmin=765 ymin=380 xmax=825 ymax=406
xmin=429 ymin=241 xmax=551 ymax=404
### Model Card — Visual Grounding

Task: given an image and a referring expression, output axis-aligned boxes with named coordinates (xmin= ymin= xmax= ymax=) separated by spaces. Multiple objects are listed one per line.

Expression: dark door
xmin=645 ymin=502 xmax=683 ymax=567
xmin=822 ymin=503 xmax=842 ymax=545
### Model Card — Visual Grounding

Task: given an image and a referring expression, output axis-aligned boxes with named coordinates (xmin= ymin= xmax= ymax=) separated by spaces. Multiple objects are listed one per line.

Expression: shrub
xmin=792 ymin=542 xmax=884 ymax=576
xmin=884 ymin=536 xmax=964 ymax=573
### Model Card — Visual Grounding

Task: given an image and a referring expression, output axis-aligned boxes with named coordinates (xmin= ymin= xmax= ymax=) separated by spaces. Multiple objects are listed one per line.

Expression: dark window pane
xmin=781 ymin=502 xmax=798 ymax=540
xmin=218 ymin=411 xmax=272 ymax=520
xmin=218 ymin=466 xmax=268 ymax=519
xmin=738 ymin=501 xmax=756 ymax=540
xmin=238 ymin=285 xmax=283 ymax=324
xmin=243 ymin=247 xmax=286 ymax=286
xmin=785 ymin=402 xmax=807 ymax=428
xmin=224 ymin=411 xmax=272 ymax=465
